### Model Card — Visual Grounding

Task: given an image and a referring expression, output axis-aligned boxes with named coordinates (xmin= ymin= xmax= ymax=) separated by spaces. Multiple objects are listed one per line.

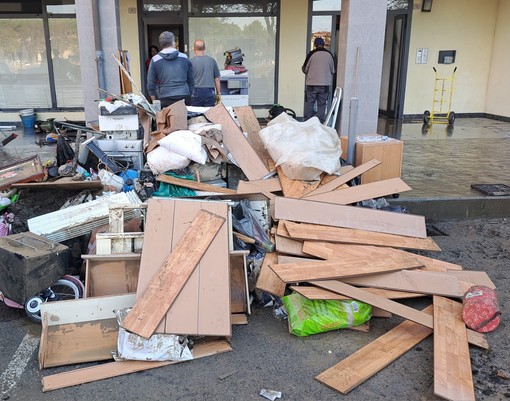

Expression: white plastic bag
xmin=158 ymin=130 xmax=208 ymax=165
xmin=98 ymin=169 xmax=124 ymax=192
xmin=259 ymin=114 xmax=341 ymax=181
xmin=146 ymin=146 xmax=190 ymax=175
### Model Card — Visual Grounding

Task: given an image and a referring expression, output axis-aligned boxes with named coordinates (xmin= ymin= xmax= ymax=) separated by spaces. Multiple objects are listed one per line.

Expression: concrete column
xmin=76 ymin=0 xmax=121 ymax=124
xmin=337 ymin=0 xmax=386 ymax=136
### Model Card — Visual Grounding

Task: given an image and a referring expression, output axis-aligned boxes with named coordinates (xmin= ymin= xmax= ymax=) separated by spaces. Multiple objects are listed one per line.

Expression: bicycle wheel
xmin=24 ymin=278 xmax=82 ymax=323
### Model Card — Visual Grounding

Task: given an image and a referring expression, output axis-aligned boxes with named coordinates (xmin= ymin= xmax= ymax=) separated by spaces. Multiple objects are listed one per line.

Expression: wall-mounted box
xmin=340 ymin=135 xmax=403 ymax=184
xmin=438 ymin=50 xmax=456 ymax=64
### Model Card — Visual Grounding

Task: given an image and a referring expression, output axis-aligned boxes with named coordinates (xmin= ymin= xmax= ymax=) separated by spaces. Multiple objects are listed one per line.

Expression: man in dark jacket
xmin=147 ymin=31 xmax=194 ymax=108
xmin=302 ymin=37 xmax=336 ymax=123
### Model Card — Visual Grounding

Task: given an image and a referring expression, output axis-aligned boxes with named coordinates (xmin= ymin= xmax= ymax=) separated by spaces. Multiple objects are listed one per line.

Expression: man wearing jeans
xmin=302 ymin=37 xmax=336 ymax=123
xmin=190 ymin=39 xmax=221 ymax=107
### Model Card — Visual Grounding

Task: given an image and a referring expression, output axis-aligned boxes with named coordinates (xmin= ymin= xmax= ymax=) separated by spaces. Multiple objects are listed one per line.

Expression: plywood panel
xmin=274 ymin=197 xmax=427 ymax=238
xmin=433 ymin=296 xmax=475 ymax=401
xmin=233 ymin=106 xmax=272 ymax=163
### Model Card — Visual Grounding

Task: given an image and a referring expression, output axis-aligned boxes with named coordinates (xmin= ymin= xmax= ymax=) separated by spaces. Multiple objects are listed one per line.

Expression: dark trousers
xmin=160 ymin=96 xmax=190 ymax=108
xmin=304 ymin=85 xmax=330 ymax=123
xmin=190 ymin=88 xmax=216 ymax=107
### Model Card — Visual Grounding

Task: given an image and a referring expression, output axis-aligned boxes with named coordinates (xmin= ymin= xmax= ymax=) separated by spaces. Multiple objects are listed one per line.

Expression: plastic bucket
xmin=20 ymin=114 xmax=36 ymax=128
xmin=19 ymin=108 xmax=35 ymax=116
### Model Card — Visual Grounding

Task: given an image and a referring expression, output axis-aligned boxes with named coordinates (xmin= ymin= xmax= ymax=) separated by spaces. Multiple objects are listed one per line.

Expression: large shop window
xmin=0 ymin=4 xmax=82 ymax=109
xmin=189 ymin=16 xmax=276 ymax=105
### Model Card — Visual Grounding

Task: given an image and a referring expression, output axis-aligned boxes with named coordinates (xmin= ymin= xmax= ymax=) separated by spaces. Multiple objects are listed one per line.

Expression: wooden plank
xmin=12 ymin=177 xmax=103 ymax=190
xmin=311 ymin=280 xmax=488 ymax=349
xmin=342 ymin=270 xmax=466 ymax=298
xmin=255 ymin=252 xmax=286 ymax=297
xmin=304 ymin=159 xmax=381 ymax=198
xmin=444 ymin=270 xmax=495 ymax=289
xmin=301 ymin=242 xmax=455 ymax=274
xmin=270 ymin=253 xmax=422 ymax=283
xmin=285 ymin=221 xmax=440 ymax=251
xmin=230 ymin=253 xmax=248 ymax=313
xmin=433 ymin=296 xmax=475 ymax=401
xmin=316 ymin=306 xmax=434 ymax=394
xmin=122 ymin=209 xmax=225 ymax=339
xmin=306 ymin=178 xmax=412 ymax=205
xmin=275 ymin=234 xmax=306 ymax=256
xmin=231 ymin=313 xmax=248 ymax=325
xmin=156 ymin=174 xmax=236 ymax=194
xmin=236 ymin=178 xmax=282 ymax=195
xmin=290 ymin=285 xmax=425 ymax=300
xmin=41 ymin=340 xmax=232 ymax=392
xmin=274 ymin=197 xmax=427 ymax=238
xmin=205 ymin=103 xmax=269 ymax=180
xmin=233 ymin=106 xmax=272 ymax=163
xmin=276 ymin=165 xmax=321 ymax=198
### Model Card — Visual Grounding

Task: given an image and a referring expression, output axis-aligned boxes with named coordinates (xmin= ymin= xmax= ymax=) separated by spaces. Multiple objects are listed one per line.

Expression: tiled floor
xmin=2 ymin=117 xmax=510 ymax=202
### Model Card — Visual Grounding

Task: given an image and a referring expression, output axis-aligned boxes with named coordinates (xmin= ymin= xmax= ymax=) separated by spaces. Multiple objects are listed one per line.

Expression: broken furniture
xmin=0 ymin=155 xmax=44 ymax=191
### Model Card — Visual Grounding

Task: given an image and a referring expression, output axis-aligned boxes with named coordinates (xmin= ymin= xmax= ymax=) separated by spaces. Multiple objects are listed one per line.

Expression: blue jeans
xmin=190 ymin=87 xmax=216 ymax=107
xmin=304 ymin=85 xmax=330 ymax=123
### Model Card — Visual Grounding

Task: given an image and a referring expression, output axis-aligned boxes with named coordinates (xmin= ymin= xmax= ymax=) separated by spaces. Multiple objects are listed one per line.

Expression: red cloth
xmin=462 ymin=285 xmax=500 ymax=333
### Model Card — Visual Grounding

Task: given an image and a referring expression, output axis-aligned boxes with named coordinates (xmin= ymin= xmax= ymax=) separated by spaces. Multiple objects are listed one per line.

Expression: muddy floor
xmin=0 ymin=187 xmax=509 ymax=400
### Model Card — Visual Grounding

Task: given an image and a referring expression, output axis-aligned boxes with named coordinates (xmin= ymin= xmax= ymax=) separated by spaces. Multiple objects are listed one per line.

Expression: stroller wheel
xmin=25 ymin=296 xmax=44 ymax=323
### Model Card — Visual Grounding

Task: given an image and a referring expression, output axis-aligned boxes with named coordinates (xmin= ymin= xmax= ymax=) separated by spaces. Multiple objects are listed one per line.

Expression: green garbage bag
xmin=282 ymin=292 xmax=372 ymax=337
xmin=153 ymin=172 xmax=197 ymax=198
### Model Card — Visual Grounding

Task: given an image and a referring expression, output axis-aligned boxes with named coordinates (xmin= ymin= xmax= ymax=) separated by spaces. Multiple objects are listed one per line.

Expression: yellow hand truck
xmin=423 ymin=66 xmax=457 ymax=125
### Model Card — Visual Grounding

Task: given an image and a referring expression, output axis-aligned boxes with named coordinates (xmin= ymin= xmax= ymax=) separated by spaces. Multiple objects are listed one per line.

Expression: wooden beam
xmin=233 ymin=106 xmax=272 ymax=164
xmin=316 ymin=306 xmax=434 ymax=394
xmin=274 ymin=197 xmax=427 ymax=238
xmin=156 ymin=174 xmax=236 ymax=194
xmin=12 ymin=177 xmax=103 ymax=190
xmin=236 ymin=178 xmax=282 ymax=195
xmin=433 ymin=296 xmax=475 ymax=401
xmin=306 ymin=178 xmax=412 ymax=205
xmin=41 ymin=340 xmax=232 ymax=392
xmin=205 ymin=103 xmax=269 ymax=180
xmin=310 ymin=280 xmax=488 ymax=349
xmin=286 ymin=221 xmax=440 ymax=251
xmin=290 ymin=285 xmax=425 ymax=301
xmin=303 ymin=159 xmax=381 ymax=198
xmin=270 ymin=253 xmax=422 ymax=283
xmin=122 ymin=210 xmax=225 ymax=339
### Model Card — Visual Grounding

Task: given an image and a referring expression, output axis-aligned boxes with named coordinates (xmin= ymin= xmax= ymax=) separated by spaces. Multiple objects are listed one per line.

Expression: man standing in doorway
xmin=302 ymin=37 xmax=336 ymax=123
xmin=189 ymin=39 xmax=221 ymax=107
xmin=147 ymin=31 xmax=194 ymax=108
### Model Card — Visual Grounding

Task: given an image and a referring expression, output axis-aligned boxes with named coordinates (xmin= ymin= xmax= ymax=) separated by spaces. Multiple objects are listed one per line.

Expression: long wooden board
xmin=341 ymin=269 xmax=466 ymax=298
xmin=274 ymin=197 xmax=427 ymax=238
xmin=303 ymin=159 xmax=381 ymax=198
xmin=39 ymin=294 xmax=136 ymax=369
xmin=433 ymin=296 xmax=475 ymax=401
xmin=290 ymin=285 xmax=425 ymax=300
xmin=156 ymin=174 xmax=236 ymax=194
xmin=316 ymin=306 xmax=434 ymax=394
xmin=270 ymin=253 xmax=422 ymax=283
xmin=285 ymin=221 xmax=440 ymax=251
xmin=275 ymin=234 xmax=306 ymax=256
xmin=205 ymin=103 xmax=269 ymax=180
xmin=12 ymin=177 xmax=103 ymax=190
xmin=122 ymin=209 xmax=225 ymax=339
xmin=255 ymin=251 xmax=286 ymax=297
xmin=311 ymin=280 xmax=488 ymax=349
xmin=306 ymin=177 xmax=412 ymax=205
xmin=236 ymin=178 xmax=282 ymax=195
xmin=41 ymin=340 xmax=232 ymax=392
xmin=233 ymin=106 xmax=272 ymax=163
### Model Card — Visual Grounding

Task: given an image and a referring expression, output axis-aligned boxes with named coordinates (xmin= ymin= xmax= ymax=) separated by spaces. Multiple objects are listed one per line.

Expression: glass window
xmin=0 ymin=1 xmax=42 ymax=13
xmin=0 ymin=19 xmax=51 ymax=108
xmin=143 ymin=0 xmax=182 ymax=12
xmin=312 ymin=0 xmax=340 ymax=12
xmin=189 ymin=16 xmax=276 ymax=105
xmin=310 ymin=15 xmax=333 ymax=51
xmin=190 ymin=1 xmax=277 ymax=14
xmin=49 ymin=18 xmax=83 ymax=107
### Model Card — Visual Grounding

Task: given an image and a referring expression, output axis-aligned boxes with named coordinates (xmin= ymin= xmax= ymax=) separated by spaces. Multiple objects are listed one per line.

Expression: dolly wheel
xmin=423 ymin=110 xmax=431 ymax=124
xmin=448 ymin=111 xmax=455 ymax=125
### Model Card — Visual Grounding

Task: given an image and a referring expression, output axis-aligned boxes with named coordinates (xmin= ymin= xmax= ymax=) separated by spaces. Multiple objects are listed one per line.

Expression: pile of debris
xmin=0 ymin=101 xmax=500 ymax=401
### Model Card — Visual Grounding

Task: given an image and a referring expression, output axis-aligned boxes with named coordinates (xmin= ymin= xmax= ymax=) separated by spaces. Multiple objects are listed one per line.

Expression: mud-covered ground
xmin=1 ymin=187 xmax=509 ymax=400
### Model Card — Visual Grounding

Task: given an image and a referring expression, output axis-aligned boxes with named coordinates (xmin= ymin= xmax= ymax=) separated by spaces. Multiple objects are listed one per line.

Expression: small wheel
xmin=448 ymin=111 xmax=455 ymax=125
xmin=25 ymin=296 xmax=44 ymax=323
xmin=423 ymin=110 xmax=431 ymax=124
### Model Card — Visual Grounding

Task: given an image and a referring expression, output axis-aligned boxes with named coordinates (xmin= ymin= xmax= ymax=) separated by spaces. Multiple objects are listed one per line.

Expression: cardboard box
xmin=340 ymin=135 xmax=403 ymax=184
xmin=0 ymin=232 xmax=69 ymax=305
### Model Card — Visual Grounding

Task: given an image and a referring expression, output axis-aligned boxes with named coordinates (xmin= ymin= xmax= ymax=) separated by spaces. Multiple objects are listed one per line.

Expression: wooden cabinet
xmin=340 ymin=135 xmax=403 ymax=184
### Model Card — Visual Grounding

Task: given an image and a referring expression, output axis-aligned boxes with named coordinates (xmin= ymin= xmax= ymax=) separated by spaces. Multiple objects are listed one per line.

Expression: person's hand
xmin=215 ymin=94 xmax=221 ymax=104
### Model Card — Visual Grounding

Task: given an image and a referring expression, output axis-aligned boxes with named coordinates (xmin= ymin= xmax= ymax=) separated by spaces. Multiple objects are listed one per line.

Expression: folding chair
xmin=324 ymin=87 xmax=342 ymax=128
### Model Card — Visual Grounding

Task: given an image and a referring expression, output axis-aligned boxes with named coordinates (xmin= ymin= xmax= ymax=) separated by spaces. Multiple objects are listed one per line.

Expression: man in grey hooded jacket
xmin=302 ymin=37 xmax=336 ymax=123
xmin=147 ymin=31 xmax=194 ymax=108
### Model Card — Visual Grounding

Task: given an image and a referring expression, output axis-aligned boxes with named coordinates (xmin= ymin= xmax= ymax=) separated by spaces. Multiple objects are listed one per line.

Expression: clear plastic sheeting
xmin=115 ymin=308 xmax=193 ymax=362
xmin=259 ymin=113 xmax=341 ymax=181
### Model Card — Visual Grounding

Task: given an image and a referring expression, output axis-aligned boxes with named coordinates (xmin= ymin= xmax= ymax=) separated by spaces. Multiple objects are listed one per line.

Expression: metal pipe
xmin=346 ymin=97 xmax=359 ymax=166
